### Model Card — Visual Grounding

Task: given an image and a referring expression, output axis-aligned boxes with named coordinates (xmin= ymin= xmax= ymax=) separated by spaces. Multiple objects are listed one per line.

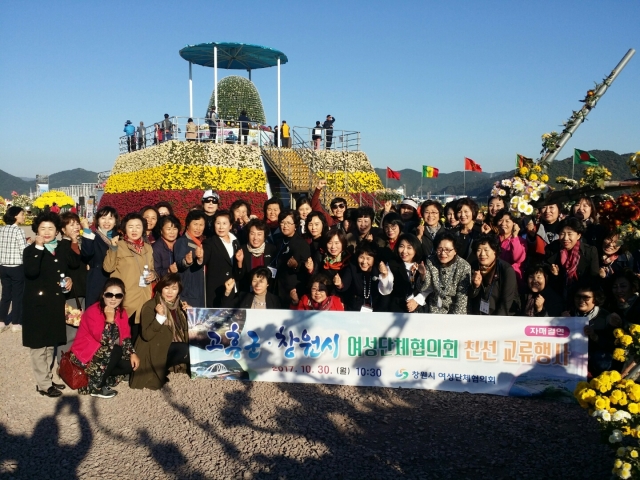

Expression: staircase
xmin=260 ymin=147 xmax=313 ymax=194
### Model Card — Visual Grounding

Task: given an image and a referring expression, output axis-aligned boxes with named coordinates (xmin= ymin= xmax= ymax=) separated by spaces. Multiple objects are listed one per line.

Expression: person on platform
xmin=0 ymin=206 xmax=29 ymax=333
xmin=419 ymin=232 xmax=471 ymax=315
xmin=174 ymin=210 xmax=206 ymax=308
xmin=238 ymin=110 xmax=251 ymax=145
xmin=201 ymin=190 xmax=220 ymax=239
xmin=161 ymin=114 xmax=173 ymax=141
xmin=295 ymin=273 xmax=344 ymax=311
xmin=281 ymin=120 xmax=291 ymax=148
xmin=123 ymin=120 xmax=136 ymax=152
xmin=130 ymin=273 xmax=190 ymax=390
xmin=206 ymin=105 xmax=218 ymax=142
xmin=69 ymin=278 xmax=139 ymax=399
xmin=137 ymin=121 xmax=146 ymax=150
xmin=323 ymin=115 xmax=335 ymax=150
xmin=312 ymin=121 xmax=323 ymax=150
xmin=22 ymin=212 xmax=80 ymax=398
xmin=185 ymin=118 xmax=198 ymax=142
xmin=154 ymin=123 xmax=163 ymax=145
xmin=221 ymin=267 xmax=281 ymax=309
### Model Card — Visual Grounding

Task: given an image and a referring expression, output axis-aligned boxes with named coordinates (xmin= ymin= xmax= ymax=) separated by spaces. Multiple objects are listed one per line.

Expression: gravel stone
xmin=0 ymin=329 xmax=613 ymax=479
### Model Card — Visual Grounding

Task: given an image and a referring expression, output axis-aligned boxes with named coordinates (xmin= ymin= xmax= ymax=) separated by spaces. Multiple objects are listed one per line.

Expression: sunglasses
xmin=203 ymin=198 xmax=219 ymax=204
xmin=331 ymin=203 xmax=346 ymax=209
xmin=103 ymin=292 xmax=124 ymax=299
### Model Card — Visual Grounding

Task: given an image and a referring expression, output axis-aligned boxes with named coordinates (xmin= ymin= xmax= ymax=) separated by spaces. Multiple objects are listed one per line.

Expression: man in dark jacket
xmin=323 ymin=115 xmax=335 ymax=150
xmin=162 ymin=114 xmax=173 ymax=141
xmin=238 ymin=110 xmax=251 ymax=145
xmin=201 ymin=190 xmax=219 ymax=239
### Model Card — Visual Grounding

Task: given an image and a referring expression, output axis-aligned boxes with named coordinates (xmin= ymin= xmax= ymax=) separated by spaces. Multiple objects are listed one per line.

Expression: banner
xmin=188 ymin=309 xmax=587 ymax=398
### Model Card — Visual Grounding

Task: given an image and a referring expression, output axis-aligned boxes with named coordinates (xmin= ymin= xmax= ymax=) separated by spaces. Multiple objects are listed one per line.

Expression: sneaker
xmin=51 ymin=381 xmax=66 ymax=390
xmin=37 ymin=386 xmax=62 ymax=398
xmin=90 ymin=386 xmax=118 ymax=399
xmin=11 ymin=324 xmax=22 ymax=333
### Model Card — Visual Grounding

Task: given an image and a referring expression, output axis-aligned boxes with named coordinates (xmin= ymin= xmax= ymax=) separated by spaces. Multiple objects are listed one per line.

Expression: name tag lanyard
xmin=479 ymin=264 xmax=500 ymax=315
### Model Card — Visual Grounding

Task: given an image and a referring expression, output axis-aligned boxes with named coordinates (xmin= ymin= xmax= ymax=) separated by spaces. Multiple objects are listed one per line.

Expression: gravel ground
xmin=0 ymin=328 xmax=615 ymax=480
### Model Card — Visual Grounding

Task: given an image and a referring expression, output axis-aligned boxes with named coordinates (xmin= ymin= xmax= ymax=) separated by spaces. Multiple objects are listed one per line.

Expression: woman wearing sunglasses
xmin=69 ymin=278 xmax=140 ymax=399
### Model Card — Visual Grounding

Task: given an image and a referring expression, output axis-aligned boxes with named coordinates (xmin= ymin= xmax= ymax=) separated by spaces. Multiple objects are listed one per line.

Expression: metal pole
xmin=542 ymin=48 xmax=635 ymax=164
xmin=277 ymin=57 xmax=281 ymax=148
xmin=248 ymin=69 xmax=252 ymax=81
xmin=464 ymin=168 xmax=466 ymax=196
xmin=189 ymin=62 xmax=193 ymax=118
xmin=214 ymin=47 xmax=218 ymax=110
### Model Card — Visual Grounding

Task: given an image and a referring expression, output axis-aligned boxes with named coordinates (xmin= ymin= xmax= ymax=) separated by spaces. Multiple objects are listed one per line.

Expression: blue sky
xmin=0 ymin=1 xmax=638 ymax=178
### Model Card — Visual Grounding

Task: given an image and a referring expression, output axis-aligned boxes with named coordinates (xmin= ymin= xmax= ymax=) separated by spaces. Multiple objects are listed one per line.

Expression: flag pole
xmin=572 ymin=156 xmax=575 ymax=180
xmin=463 ymin=161 xmax=466 ymax=196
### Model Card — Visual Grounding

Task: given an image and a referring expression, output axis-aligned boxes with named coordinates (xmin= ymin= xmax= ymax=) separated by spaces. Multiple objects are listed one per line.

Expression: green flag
xmin=574 ymin=149 xmax=598 ymax=166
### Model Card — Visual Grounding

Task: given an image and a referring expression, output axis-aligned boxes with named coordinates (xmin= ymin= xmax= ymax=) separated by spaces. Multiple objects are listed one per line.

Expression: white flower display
xmin=530 ymin=190 xmax=541 ymax=201
xmin=524 ymin=204 xmax=534 ymax=215
xmin=610 ymin=429 xmax=623 ymax=443
xmin=517 ymin=200 xmax=528 ymax=213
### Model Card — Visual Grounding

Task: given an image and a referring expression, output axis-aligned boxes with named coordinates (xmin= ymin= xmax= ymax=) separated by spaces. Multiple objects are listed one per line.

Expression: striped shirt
xmin=0 ymin=224 xmax=28 ymax=266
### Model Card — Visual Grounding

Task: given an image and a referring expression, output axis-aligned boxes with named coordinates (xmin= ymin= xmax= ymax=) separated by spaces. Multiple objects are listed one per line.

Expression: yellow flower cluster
xmin=105 ymin=165 xmax=267 ymax=194
xmin=112 ymin=141 xmax=263 ymax=175
xmin=614 ymin=447 xmax=639 ymax=479
xmin=628 ymin=151 xmax=640 ymax=177
xmin=297 ymin=150 xmax=377 ymax=174
xmin=32 ymin=191 xmax=75 ymax=209
xmin=314 ymin=171 xmax=383 ymax=193
xmin=574 ymin=371 xmax=640 ymax=414
xmin=517 ymin=165 xmax=548 ymax=184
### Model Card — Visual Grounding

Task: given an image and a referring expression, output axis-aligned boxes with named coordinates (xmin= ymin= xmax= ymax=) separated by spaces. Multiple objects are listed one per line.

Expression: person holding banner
xmin=468 ymin=235 xmax=520 ymax=316
xmin=419 ymin=232 xmax=471 ymax=315
xmin=130 ymin=273 xmax=190 ymax=390
xmin=295 ymin=273 xmax=344 ymax=311
xmin=338 ymin=242 xmax=393 ymax=312
xmin=174 ymin=210 xmax=206 ymax=308
xmin=221 ymin=267 xmax=281 ymax=309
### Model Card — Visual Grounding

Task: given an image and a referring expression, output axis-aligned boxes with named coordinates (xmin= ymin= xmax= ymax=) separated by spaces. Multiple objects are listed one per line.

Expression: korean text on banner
xmin=187 ymin=309 xmax=587 ymax=398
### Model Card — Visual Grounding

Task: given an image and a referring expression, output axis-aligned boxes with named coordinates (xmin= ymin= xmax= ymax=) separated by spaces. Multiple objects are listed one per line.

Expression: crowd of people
xmin=0 ymin=180 xmax=636 ymax=399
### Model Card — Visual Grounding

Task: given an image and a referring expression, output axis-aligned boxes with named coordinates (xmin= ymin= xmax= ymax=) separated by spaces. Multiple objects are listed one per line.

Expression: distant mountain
xmin=1 ymin=168 xmax=99 ymax=198
xmin=375 ymin=150 xmax=634 ymax=202
xmin=19 ymin=177 xmax=35 ymax=182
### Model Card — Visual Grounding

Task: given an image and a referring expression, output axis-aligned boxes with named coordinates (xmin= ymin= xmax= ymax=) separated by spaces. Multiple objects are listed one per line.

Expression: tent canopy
xmin=179 ymin=42 xmax=288 ymax=70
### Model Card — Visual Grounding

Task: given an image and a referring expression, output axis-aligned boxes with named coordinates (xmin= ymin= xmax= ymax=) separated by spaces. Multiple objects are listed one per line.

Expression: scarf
xmin=186 ymin=231 xmax=203 ymax=248
xmin=157 ymin=294 xmax=187 ymax=343
xmin=560 ymin=241 xmax=581 ymax=284
xmin=323 ymin=252 xmax=351 ymax=271
xmin=44 ymin=238 xmax=58 ymax=255
xmin=578 ymin=306 xmax=600 ymax=321
xmin=124 ymin=235 xmax=145 ymax=255
xmin=266 ymin=220 xmax=279 ymax=230
xmin=602 ymin=253 xmax=619 ymax=266
xmin=425 ymin=225 xmax=440 ymax=239
xmin=388 ymin=239 xmax=398 ymax=251
xmin=247 ymin=242 xmax=266 ymax=257
xmin=524 ymin=294 xmax=537 ymax=317
xmin=96 ymin=227 xmax=113 ymax=247
xmin=309 ymin=295 xmax=333 ymax=311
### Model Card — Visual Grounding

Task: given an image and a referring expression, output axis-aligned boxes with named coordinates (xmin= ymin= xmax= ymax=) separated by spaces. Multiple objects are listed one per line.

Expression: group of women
xmin=4 ymin=187 xmax=639 ymax=398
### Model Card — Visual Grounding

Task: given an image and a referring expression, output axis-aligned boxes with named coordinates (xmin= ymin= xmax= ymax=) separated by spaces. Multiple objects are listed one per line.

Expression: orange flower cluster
xmin=599 ymin=194 xmax=640 ymax=230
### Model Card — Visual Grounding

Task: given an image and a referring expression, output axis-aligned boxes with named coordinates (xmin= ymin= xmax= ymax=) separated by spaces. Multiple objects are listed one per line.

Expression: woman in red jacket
xmin=296 ymin=273 xmax=345 ymax=311
xmin=69 ymin=278 xmax=140 ymax=398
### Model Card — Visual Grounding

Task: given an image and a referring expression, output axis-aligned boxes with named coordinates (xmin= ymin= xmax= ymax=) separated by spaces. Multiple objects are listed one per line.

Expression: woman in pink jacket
xmin=496 ymin=210 xmax=527 ymax=287
xmin=70 ymin=278 xmax=140 ymax=398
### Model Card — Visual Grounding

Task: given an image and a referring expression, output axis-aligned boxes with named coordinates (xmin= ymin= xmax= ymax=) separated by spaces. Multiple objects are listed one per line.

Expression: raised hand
xmin=317 ymin=179 xmax=327 ymax=190
xmin=195 ymin=245 xmax=204 ymax=261
xmin=80 ymin=218 xmax=90 ymax=230
xmin=287 ymin=256 xmax=299 ymax=269
xmin=378 ymin=261 xmax=388 ymax=278
xmin=471 ymin=270 xmax=482 ymax=288
xmin=155 ymin=303 xmax=165 ymax=316
xmin=481 ymin=223 xmax=492 ymax=234
xmin=305 ymin=257 xmax=314 ymax=273
xmin=290 ymin=288 xmax=299 ymax=305
xmin=512 ymin=223 xmax=520 ymax=238
xmin=417 ymin=261 xmax=427 ymax=280
xmin=550 ymin=264 xmax=560 ymax=276
xmin=110 ymin=235 xmax=120 ymax=246
xmin=608 ymin=313 xmax=623 ymax=327
xmin=406 ymin=298 xmax=418 ymax=312
xmin=35 ymin=235 xmax=45 ymax=247
xmin=224 ymin=277 xmax=236 ymax=294
xmin=333 ymin=273 xmax=342 ymax=288
xmin=415 ymin=224 xmax=425 ymax=239
xmin=235 ymin=248 xmax=244 ymax=267
xmin=169 ymin=262 xmax=178 ymax=273
xmin=184 ymin=251 xmax=193 ymax=265
xmin=384 ymin=200 xmax=392 ymax=213
xmin=534 ymin=294 xmax=545 ymax=313
xmin=599 ymin=267 xmax=607 ymax=279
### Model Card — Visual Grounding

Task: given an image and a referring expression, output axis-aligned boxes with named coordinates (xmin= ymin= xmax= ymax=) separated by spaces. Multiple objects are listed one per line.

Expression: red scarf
xmin=388 ymin=239 xmax=398 ymax=251
xmin=323 ymin=252 xmax=351 ymax=271
xmin=602 ymin=253 xmax=619 ymax=266
xmin=560 ymin=241 xmax=581 ymax=284
xmin=125 ymin=235 xmax=145 ymax=254
xmin=266 ymin=220 xmax=279 ymax=230
xmin=187 ymin=231 xmax=203 ymax=248
xmin=309 ymin=295 xmax=333 ymax=311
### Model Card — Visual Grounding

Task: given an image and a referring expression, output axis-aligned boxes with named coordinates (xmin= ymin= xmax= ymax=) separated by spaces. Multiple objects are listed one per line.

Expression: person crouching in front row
xmin=69 ymin=278 xmax=140 ymax=399
xmin=130 ymin=273 xmax=190 ymax=390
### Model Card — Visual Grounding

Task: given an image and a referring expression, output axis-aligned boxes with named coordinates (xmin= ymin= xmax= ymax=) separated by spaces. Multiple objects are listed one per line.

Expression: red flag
xmin=386 ymin=167 xmax=401 ymax=180
xmin=464 ymin=157 xmax=482 ymax=172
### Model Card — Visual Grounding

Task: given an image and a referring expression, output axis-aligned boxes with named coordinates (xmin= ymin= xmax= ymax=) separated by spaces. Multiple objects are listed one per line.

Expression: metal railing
xmin=292 ymin=126 xmax=360 ymax=152
xmin=118 ymin=116 xmax=277 ymax=154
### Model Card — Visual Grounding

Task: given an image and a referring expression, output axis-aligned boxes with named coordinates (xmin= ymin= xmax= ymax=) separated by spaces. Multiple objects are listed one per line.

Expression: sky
xmin=0 ymin=1 xmax=638 ymax=178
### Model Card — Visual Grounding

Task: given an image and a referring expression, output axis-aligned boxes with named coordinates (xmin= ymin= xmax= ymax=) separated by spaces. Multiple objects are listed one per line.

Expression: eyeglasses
xmin=104 ymin=292 xmax=124 ymax=299
xmin=203 ymin=198 xmax=218 ymax=204
xmin=576 ymin=294 xmax=593 ymax=301
xmin=436 ymin=248 xmax=454 ymax=254
xmin=424 ymin=211 xmax=440 ymax=216
xmin=331 ymin=203 xmax=346 ymax=209
xmin=280 ymin=221 xmax=295 ymax=226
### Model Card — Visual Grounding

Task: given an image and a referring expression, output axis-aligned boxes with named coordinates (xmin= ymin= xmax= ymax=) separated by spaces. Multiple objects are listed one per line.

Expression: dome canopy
xmin=179 ymin=42 xmax=288 ymax=70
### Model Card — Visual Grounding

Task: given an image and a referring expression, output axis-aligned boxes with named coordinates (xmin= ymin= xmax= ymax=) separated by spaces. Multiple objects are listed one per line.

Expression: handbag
xmin=65 ymin=295 xmax=83 ymax=327
xmin=59 ymin=351 xmax=88 ymax=390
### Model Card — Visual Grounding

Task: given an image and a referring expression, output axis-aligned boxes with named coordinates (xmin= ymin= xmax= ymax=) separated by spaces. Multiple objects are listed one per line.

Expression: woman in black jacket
xmin=453 ymin=197 xmax=482 ymax=263
xmin=468 ymin=235 xmax=519 ymax=316
xmin=386 ymin=233 xmax=426 ymax=313
xmin=545 ymin=217 xmax=599 ymax=305
xmin=80 ymin=206 xmax=119 ymax=306
xmin=221 ymin=267 xmax=281 ymax=309
xmin=519 ymin=265 xmax=564 ymax=317
xmin=237 ymin=219 xmax=276 ymax=292
xmin=23 ymin=212 xmax=80 ymax=398
xmin=202 ymin=210 xmax=243 ymax=307
xmin=274 ymin=209 xmax=311 ymax=307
